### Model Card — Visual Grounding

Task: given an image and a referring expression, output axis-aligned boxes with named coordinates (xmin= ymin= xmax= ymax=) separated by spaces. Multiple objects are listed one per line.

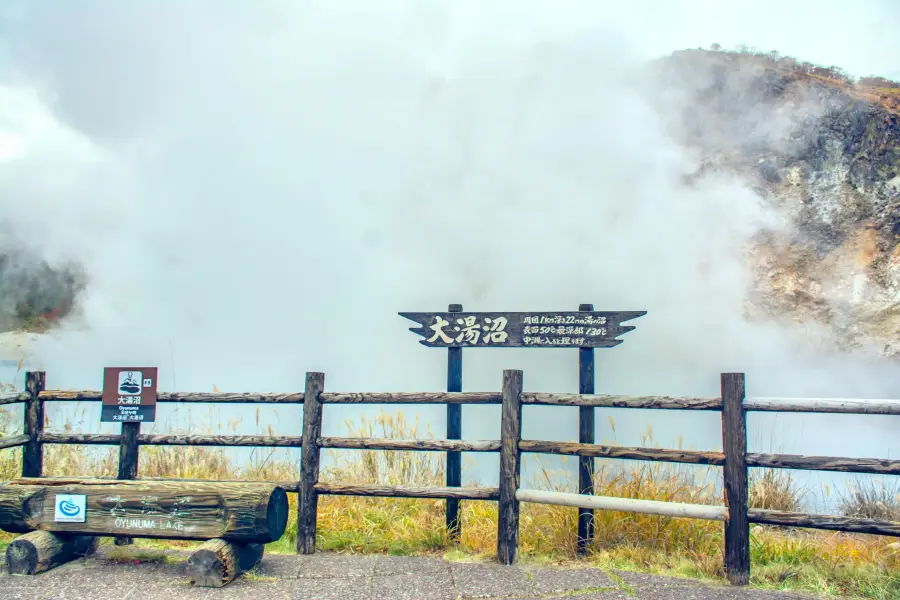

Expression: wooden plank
xmin=297 ymin=372 xmax=324 ymax=555
xmin=37 ymin=391 xmax=102 ymax=402
xmin=22 ymin=372 xmax=46 ymax=478
xmin=497 ymin=369 xmax=523 ymax=566
xmin=519 ymin=441 xmax=726 ymax=465
xmin=41 ymin=433 xmax=121 ymax=445
xmin=319 ymin=391 xmax=501 ymax=404
xmin=188 ymin=539 xmax=264 ymax=587
xmin=516 ymin=489 xmax=728 ymax=521
xmin=748 ymin=453 xmax=900 ymax=475
xmin=721 ymin=373 xmax=749 ymax=586
xmin=0 ymin=434 xmax=30 ymax=451
xmin=0 ymin=479 xmax=289 ymax=543
xmin=319 ymin=438 xmax=499 ymax=452
xmin=38 ymin=389 xmax=500 ymax=404
xmin=44 ymin=475 xmax=301 ymax=493
xmin=399 ymin=311 xmax=646 ymax=348
xmin=577 ymin=305 xmax=596 ymax=556
xmin=114 ymin=421 xmax=141 ymax=546
xmin=748 ymin=509 xmax=900 ymax=536
xmin=315 ymin=482 xmax=500 ymax=500
xmin=38 ymin=391 xmax=304 ymax=403
xmin=745 ymin=397 xmax=900 ymax=415
xmin=5 ymin=530 xmax=97 ymax=575
xmin=521 ymin=393 xmax=722 ymax=410
xmin=44 ymin=433 xmax=304 ymax=449
xmin=447 ymin=303 xmax=463 ymax=541
xmin=0 ymin=392 xmax=29 ymax=406
xmin=140 ymin=435 xmax=303 ymax=447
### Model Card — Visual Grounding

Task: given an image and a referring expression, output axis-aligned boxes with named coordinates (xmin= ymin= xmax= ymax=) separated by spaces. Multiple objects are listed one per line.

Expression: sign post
xmin=446 ymin=304 xmax=463 ymax=540
xmin=400 ymin=307 xmax=645 ymax=549
xmin=577 ymin=303 xmax=595 ymax=555
xmin=102 ymin=366 xmax=157 ymax=546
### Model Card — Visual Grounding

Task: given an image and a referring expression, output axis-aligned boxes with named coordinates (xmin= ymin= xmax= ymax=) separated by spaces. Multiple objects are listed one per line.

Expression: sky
xmin=0 ymin=1 xmax=898 ymax=501
xmin=614 ymin=0 xmax=900 ymax=80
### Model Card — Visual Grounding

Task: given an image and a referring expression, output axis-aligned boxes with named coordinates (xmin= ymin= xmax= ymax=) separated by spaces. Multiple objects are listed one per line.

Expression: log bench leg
xmin=6 ymin=531 xmax=97 ymax=575
xmin=187 ymin=539 xmax=264 ymax=587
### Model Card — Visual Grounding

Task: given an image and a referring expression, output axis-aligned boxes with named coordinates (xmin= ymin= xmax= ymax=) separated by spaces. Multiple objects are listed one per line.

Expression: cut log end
xmin=188 ymin=539 xmax=264 ymax=587
xmin=268 ymin=486 xmax=289 ymax=542
xmin=6 ymin=530 xmax=96 ymax=575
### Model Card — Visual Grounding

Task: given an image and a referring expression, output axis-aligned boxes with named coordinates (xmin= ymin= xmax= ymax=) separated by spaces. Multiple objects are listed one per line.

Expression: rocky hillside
xmin=0 ymin=246 xmax=83 ymax=334
xmin=649 ymin=49 xmax=900 ymax=357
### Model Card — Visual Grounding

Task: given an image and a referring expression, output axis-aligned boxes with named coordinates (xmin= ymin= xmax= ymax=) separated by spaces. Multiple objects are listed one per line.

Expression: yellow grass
xmin=1 ymin=408 xmax=899 ymax=599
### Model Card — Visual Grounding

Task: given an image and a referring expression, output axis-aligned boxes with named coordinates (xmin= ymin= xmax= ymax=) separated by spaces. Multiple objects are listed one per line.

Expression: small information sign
xmin=101 ymin=367 xmax=158 ymax=423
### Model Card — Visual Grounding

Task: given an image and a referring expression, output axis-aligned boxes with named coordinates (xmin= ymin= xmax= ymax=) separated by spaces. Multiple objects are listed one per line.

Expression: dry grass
xmin=2 ymin=407 xmax=899 ymax=598
xmin=750 ymin=469 xmax=806 ymax=513
xmin=839 ymin=479 xmax=900 ymax=522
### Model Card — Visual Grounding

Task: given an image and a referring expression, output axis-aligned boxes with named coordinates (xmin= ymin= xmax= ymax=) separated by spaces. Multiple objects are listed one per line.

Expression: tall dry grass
xmin=1 ymin=407 xmax=899 ymax=598
xmin=839 ymin=479 xmax=900 ymax=521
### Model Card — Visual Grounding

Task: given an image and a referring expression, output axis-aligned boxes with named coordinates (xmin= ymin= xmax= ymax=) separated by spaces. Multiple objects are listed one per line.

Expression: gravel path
xmin=0 ymin=547 xmax=820 ymax=599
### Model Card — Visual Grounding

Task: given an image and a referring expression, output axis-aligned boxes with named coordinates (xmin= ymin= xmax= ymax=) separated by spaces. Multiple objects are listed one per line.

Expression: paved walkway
xmin=0 ymin=547 xmax=818 ymax=600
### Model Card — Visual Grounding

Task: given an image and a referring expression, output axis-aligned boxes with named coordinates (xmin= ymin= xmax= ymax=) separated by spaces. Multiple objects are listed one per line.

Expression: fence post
xmin=721 ymin=372 xmax=749 ymax=586
xmin=446 ymin=303 xmax=463 ymax=540
xmin=22 ymin=371 xmax=46 ymax=478
xmin=298 ymin=372 xmax=324 ymax=554
xmin=114 ymin=422 xmax=141 ymax=546
xmin=577 ymin=303 xmax=595 ymax=555
xmin=497 ymin=369 xmax=523 ymax=565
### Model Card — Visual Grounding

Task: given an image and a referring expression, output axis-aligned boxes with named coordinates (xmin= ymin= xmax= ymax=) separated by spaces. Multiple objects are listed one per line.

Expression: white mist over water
xmin=0 ymin=2 xmax=897 ymax=506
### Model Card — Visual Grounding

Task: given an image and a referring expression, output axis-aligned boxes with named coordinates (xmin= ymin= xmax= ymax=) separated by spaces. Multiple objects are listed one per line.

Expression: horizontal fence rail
xmin=520 ymin=393 xmax=722 ymax=409
xmin=40 ymin=433 xmax=121 ymax=445
xmin=3 ymin=371 xmax=900 ymax=588
xmin=517 ymin=489 xmax=728 ymax=521
xmin=745 ymin=397 xmax=900 ymax=415
xmin=315 ymin=482 xmax=500 ymax=500
xmin=748 ymin=509 xmax=900 ymax=536
xmin=520 ymin=440 xmax=725 ymax=465
xmin=39 ymin=433 xmax=304 ymax=447
xmin=320 ymin=392 xmax=503 ymax=404
xmin=38 ymin=391 xmax=305 ymax=403
xmin=0 ymin=434 xmax=30 ymax=450
xmin=319 ymin=437 xmax=501 ymax=452
xmin=0 ymin=392 xmax=29 ymax=406
xmin=747 ymin=452 xmax=900 ymax=476
xmin=141 ymin=434 xmax=304 ymax=447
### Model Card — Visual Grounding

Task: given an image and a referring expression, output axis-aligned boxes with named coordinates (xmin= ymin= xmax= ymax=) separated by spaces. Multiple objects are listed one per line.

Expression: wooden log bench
xmin=0 ymin=478 xmax=289 ymax=587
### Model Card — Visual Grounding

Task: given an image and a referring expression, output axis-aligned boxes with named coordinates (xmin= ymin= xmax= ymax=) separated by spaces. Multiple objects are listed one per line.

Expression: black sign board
xmin=100 ymin=367 xmax=158 ymax=423
xmin=399 ymin=311 xmax=646 ymax=348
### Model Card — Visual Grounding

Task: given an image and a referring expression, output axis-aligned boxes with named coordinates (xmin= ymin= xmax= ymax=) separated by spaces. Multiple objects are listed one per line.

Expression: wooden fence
xmin=2 ymin=370 xmax=900 ymax=586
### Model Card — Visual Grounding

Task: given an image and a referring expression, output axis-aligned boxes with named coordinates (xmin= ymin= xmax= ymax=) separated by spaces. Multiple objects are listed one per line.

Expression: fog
xmin=1 ymin=2 xmax=897 ymax=507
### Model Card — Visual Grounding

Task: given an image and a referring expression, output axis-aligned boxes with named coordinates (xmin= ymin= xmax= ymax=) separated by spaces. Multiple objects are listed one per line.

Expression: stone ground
xmin=0 ymin=548 xmax=821 ymax=600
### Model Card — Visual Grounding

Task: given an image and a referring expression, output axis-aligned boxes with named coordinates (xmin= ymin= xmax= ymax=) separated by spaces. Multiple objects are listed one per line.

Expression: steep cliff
xmin=649 ymin=49 xmax=900 ymax=357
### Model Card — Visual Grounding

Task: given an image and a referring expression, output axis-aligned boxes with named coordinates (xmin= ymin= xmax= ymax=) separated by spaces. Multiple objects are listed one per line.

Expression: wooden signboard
xmin=399 ymin=311 xmax=646 ymax=348
xmin=101 ymin=367 xmax=158 ymax=423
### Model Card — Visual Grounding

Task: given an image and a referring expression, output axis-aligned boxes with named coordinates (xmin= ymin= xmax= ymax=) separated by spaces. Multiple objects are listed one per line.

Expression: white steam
xmin=0 ymin=3 xmax=896 ymax=494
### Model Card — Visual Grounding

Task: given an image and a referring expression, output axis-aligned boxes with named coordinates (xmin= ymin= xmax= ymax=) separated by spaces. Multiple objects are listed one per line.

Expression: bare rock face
xmin=0 ymin=244 xmax=85 ymax=334
xmin=648 ymin=49 xmax=900 ymax=357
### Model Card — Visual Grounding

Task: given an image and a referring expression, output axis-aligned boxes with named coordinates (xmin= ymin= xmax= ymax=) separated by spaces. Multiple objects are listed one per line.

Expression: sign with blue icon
xmin=53 ymin=494 xmax=87 ymax=523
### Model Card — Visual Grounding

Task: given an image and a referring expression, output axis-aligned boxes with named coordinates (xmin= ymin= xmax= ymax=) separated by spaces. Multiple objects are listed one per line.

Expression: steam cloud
xmin=1 ymin=3 xmax=897 ymax=476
